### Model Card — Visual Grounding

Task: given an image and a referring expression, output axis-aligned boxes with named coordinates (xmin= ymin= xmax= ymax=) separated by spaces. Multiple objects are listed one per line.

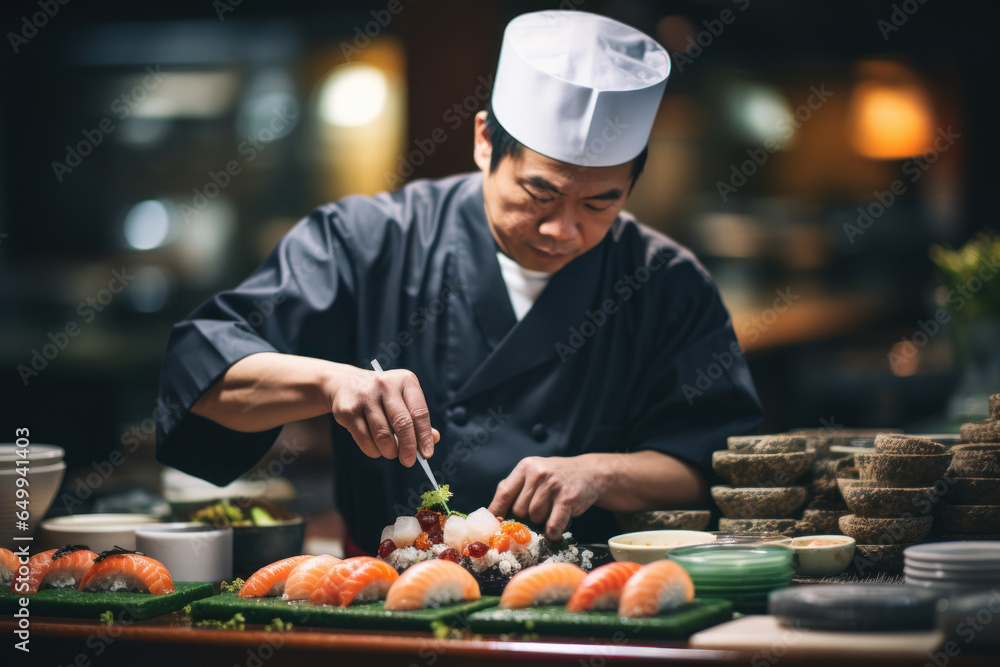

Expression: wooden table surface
xmin=4 ymin=614 xmax=998 ymax=667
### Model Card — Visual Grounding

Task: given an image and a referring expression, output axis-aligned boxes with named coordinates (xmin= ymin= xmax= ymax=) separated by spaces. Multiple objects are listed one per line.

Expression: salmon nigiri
xmin=1 ymin=548 xmax=22 ymax=589
xmin=383 ymin=558 xmax=480 ymax=611
xmin=78 ymin=547 xmax=174 ymax=595
xmin=499 ymin=562 xmax=587 ymax=609
xmin=23 ymin=545 xmax=97 ymax=594
xmin=309 ymin=556 xmax=399 ymax=607
xmin=566 ymin=561 xmax=642 ymax=612
xmin=238 ymin=555 xmax=314 ymax=598
xmin=282 ymin=555 xmax=342 ymax=601
xmin=618 ymin=559 xmax=694 ymax=618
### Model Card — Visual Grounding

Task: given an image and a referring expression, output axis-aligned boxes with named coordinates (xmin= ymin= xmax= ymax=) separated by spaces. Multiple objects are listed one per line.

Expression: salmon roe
xmin=488 ymin=531 xmax=510 ymax=552
xmin=500 ymin=521 xmax=531 ymax=545
xmin=414 ymin=532 xmax=432 ymax=550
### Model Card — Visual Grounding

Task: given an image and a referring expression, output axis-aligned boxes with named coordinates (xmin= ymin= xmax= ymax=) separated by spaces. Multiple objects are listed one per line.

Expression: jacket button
xmin=450 ymin=406 xmax=469 ymax=426
xmin=532 ymin=424 xmax=548 ymax=442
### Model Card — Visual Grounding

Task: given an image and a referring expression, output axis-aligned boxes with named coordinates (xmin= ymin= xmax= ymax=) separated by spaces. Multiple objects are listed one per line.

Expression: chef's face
xmin=473 ymin=112 xmax=634 ymax=273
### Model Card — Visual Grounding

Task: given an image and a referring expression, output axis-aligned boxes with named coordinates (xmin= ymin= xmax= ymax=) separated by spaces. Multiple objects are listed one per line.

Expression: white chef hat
xmin=490 ymin=10 xmax=671 ymax=168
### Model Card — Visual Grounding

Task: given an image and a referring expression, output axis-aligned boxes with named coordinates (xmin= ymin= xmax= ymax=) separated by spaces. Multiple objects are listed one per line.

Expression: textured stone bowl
xmin=938 ymin=505 xmax=1000 ymax=535
xmin=947 ymin=478 xmax=1000 ymax=506
xmin=960 ymin=421 xmax=1000 ymax=444
xmin=838 ymin=514 xmax=933 ymax=545
xmin=855 ymin=453 xmax=951 ymax=487
xmin=854 ymin=543 xmax=911 ymax=575
xmin=839 ymin=481 xmax=938 ymax=519
xmin=712 ymin=450 xmax=815 ymax=487
xmin=727 ymin=435 xmax=807 ymax=454
xmin=874 ymin=434 xmax=947 ymax=456
xmin=710 ymin=485 xmax=807 ymax=519
xmin=949 ymin=444 xmax=1000 ymax=478
xmin=991 ymin=394 xmax=1000 ymax=420
xmin=718 ymin=517 xmax=799 ymax=537
xmin=617 ymin=509 xmax=712 ymax=533
xmin=800 ymin=508 xmax=850 ymax=535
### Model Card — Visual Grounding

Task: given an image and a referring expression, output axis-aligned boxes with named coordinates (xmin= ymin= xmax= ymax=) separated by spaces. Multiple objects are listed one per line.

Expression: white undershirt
xmin=496 ymin=252 xmax=553 ymax=320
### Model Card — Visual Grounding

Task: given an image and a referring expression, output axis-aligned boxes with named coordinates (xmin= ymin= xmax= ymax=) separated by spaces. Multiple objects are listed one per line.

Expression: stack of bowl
xmin=669 ymin=543 xmax=795 ymax=613
xmin=0 ymin=444 xmax=65 ymax=547
xmin=939 ymin=443 xmax=1000 ymax=539
xmin=837 ymin=434 xmax=947 ymax=573
xmin=904 ymin=541 xmax=1000 ymax=590
xmin=711 ymin=436 xmax=815 ymax=537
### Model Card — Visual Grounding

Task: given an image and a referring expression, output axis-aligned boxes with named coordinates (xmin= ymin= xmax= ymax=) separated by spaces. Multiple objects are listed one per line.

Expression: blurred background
xmin=2 ymin=0 xmax=998 ymax=540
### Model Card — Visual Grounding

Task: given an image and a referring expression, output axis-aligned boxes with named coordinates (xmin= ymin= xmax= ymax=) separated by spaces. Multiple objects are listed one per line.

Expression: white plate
xmin=0 ymin=444 xmax=65 ymax=464
xmin=904 ymin=542 xmax=1000 ymax=563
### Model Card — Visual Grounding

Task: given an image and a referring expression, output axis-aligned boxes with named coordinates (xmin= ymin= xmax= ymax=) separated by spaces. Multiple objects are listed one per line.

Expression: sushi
xmin=618 ymin=559 xmax=694 ymax=618
xmin=23 ymin=545 xmax=97 ymax=594
xmin=78 ymin=546 xmax=175 ymax=595
xmin=238 ymin=555 xmax=315 ymax=598
xmin=565 ymin=561 xmax=642 ymax=612
xmin=1 ymin=548 xmax=21 ymax=589
xmin=282 ymin=555 xmax=342 ymax=601
xmin=498 ymin=562 xmax=587 ymax=609
xmin=309 ymin=557 xmax=399 ymax=607
xmin=383 ymin=558 xmax=480 ymax=611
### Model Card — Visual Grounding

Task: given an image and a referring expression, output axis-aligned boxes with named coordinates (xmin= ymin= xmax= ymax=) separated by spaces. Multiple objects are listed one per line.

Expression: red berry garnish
xmin=439 ymin=548 xmax=460 ymax=563
xmin=378 ymin=539 xmax=397 ymax=558
xmin=416 ymin=509 xmax=442 ymax=533
xmin=467 ymin=541 xmax=488 ymax=558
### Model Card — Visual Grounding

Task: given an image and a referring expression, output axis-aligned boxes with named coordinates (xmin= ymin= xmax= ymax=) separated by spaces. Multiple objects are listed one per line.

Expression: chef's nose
xmin=538 ymin=204 xmax=579 ymax=242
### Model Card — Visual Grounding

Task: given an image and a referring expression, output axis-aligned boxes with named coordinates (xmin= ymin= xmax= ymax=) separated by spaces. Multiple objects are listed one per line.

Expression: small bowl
xmin=852 ymin=543 xmax=911 ymax=575
xmin=38 ymin=513 xmax=161 ymax=552
xmin=718 ymin=517 xmax=799 ymax=537
xmin=0 ymin=461 xmax=65 ymax=547
xmin=608 ymin=530 xmax=717 ymax=564
xmin=855 ymin=453 xmax=951 ymax=487
xmin=947 ymin=478 xmax=1000 ymax=505
xmin=711 ymin=485 xmax=807 ymax=519
xmin=938 ymin=505 xmax=1000 ymax=535
xmin=949 ymin=444 xmax=1000 ymax=478
xmin=712 ymin=451 xmax=815 ymax=487
xmin=791 ymin=535 xmax=856 ymax=577
xmin=838 ymin=514 xmax=933 ymax=545
xmin=840 ymin=481 xmax=939 ymax=518
xmin=135 ymin=522 xmax=233 ymax=583
xmin=960 ymin=421 xmax=1000 ymax=444
xmin=727 ymin=435 xmax=807 ymax=454
xmin=617 ymin=509 xmax=711 ymax=532
xmin=874 ymin=434 xmax=947 ymax=456
xmin=709 ymin=532 xmax=793 ymax=547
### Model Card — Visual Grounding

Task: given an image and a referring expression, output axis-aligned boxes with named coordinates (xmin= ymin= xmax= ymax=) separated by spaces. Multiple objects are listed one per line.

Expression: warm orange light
xmin=849 ymin=61 xmax=934 ymax=160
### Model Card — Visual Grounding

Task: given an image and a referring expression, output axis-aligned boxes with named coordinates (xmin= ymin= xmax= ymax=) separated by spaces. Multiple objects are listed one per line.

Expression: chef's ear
xmin=473 ymin=111 xmax=492 ymax=173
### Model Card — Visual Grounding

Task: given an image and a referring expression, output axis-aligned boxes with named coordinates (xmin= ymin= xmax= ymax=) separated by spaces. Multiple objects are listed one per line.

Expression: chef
xmin=156 ymin=10 xmax=762 ymax=553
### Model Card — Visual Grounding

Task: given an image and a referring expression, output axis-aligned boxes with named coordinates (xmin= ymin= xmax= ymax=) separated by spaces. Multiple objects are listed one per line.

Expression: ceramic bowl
xmin=874 ymin=434 xmax=947 ymax=456
xmin=727 ymin=435 xmax=807 ymax=454
xmin=791 ymin=535 xmax=856 ymax=577
xmin=135 ymin=522 xmax=233 ymax=583
xmin=938 ymin=505 xmax=1000 ymax=535
xmin=608 ymin=530 xmax=717 ymax=564
xmin=711 ymin=485 xmax=807 ymax=518
xmin=616 ymin=509 xmax=711 ymax=532
xmin=855 ymin=453 xmax=951 ymax=487
xmin=711 ymin=451 xmax=815 ymax=487
xmin=0 ymin=460 xmax=65 ymax=547
xmin=949 ymin=445 xmax=1000 ymax=478
xmin=38 ymin=513 xmax=161 ymax=552
xmin=839 ymin=481 xmax=938 ymax=518
xmin=838 ymin=514 xmax=933 ymax=545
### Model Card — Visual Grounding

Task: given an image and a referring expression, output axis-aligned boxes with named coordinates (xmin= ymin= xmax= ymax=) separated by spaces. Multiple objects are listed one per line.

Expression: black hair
xmin=483 ymin=101 xmax=648 ymax=191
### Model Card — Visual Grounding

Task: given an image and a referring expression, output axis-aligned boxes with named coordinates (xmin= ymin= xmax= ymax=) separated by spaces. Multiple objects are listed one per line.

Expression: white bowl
xmin=608 ymin=530 xmax=717 ymax=564
xmin=135 ymin=523 xmax=233 ymax=583
xmin=38 ymin=513 xmax=161 ymax=553
xmin=0 ymin=461 xmax=66 ymax=546
xmin=790 ymin=535 xmax=856 ymax=577
xmin=0 ymin=444 xmax=65 ymax=465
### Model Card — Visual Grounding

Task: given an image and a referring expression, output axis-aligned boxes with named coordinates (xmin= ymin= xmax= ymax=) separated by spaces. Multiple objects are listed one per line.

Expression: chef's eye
xmin=523 ymin=187 xmax=553 ymax=204
xmin=585 ymin=203 xmax=612 ymax=212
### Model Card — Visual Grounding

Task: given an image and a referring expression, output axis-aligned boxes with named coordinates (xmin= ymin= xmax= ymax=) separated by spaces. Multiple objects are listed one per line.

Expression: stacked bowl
xmin=837 ymin=434 xmax=947 ymax=574
xmin=944 ymin=398 xmax=1000 ymax=539
xmin=904 ymin=541 xmax=1000 ymax=590
xmin=0 ymin=444 xmax=65 ymax=547
xmin=669 ymin=543 xmax=795 ymax=613
xmin=711 ymin=436 xmax=815 ymax=537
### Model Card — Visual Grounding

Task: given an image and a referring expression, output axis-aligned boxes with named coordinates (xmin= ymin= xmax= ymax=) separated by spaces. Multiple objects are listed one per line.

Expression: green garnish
xmin=196 ymin=613 xmax=246 ymax=631
xmin=181 ymin=604 xmax=192 ymax=616
xmin=447 ymin=510 xmax=467 ymax=519
xmin=98 ymin=610 xmax=114 ymax=625
xmin=220 ymin=577 xmax=246 ymax=594
xmin=418 ymin=485 xmax=453 ymax=513
xmin=429 ymin=620 xmax=466 ymax=640
xmin=264 ymin=618 xmax=293 ymax=632
xmin=192 ymin=499 xmax=244 ymax=526
xmin=250 ymin=506 xmax=278 ymax=526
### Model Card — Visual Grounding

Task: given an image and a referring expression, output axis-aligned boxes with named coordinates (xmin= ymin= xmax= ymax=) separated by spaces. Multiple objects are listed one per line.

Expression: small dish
xmin=135 ymin=522 xmax=233 ymax=583
xmin=39 ymin=513 xmax=161 ymax=552
xmin=790 ymin=535 xmax=856 ymax=577
xmin=608 ymin=530 xmax=716 ymax=564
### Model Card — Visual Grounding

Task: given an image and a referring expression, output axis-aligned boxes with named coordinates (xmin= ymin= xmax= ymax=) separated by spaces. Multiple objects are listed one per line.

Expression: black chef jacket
xmin=156 ymin=171 xmax=762 ymax=552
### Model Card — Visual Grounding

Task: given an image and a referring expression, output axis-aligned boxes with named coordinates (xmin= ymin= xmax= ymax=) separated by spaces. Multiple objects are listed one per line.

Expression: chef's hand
xmin=488 ymin=455 xmax=615 ymax=541
xmin=327 ymin=365 xmax=440 ymax=468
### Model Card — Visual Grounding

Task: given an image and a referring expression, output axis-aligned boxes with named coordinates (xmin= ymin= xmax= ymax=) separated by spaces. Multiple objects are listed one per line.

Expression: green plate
xmin=0 ymin=582 xmax=214 ymax=621
xmin=466 ymin=598 xmax=733 ymax=639
xmin=189 ymin=592 xmax=500 ymax=631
